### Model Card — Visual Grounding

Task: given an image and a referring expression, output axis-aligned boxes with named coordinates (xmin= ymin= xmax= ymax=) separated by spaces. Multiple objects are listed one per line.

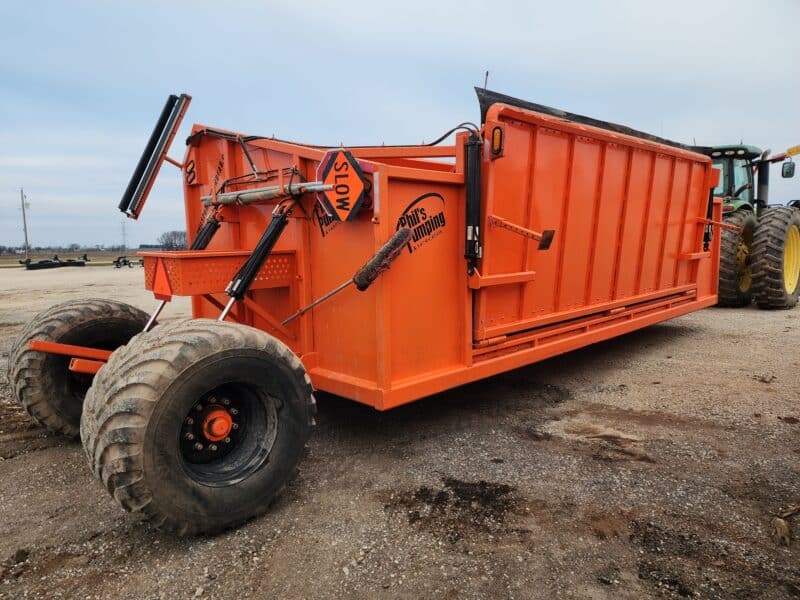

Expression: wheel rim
xmin=736 ymin=225 xmax=754 ymax=293
xmin=179 ymin=383 xmax=278 ymax=487
xmin=784 ymin=224 xmax=800 ymax=294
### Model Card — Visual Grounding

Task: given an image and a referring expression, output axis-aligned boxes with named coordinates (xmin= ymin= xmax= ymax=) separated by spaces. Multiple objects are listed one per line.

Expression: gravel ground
xmin=0 ymin=268 xmax=798 ymax=599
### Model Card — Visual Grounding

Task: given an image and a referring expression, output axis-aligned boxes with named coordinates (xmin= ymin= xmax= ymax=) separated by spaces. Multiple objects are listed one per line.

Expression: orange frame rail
xmin=29 ymin=340 xmax=112 ymax=361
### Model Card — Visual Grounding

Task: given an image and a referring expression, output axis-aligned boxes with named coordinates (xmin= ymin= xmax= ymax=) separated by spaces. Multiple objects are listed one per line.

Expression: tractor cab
xmin=705 ymin=144 xmax=763 ymax=213
xmin=700 ymin=143 xmax=798 ymax=214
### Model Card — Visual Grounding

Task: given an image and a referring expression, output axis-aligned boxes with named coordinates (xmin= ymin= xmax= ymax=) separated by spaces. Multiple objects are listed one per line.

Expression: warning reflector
xmin=317 ymin=150 xmax=366 ymax=222
xmin=152 ymin=258 xmax=173 ymax=301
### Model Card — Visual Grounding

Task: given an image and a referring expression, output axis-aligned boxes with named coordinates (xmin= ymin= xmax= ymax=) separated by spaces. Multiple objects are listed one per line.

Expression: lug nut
xmin=185 ymin=433 xmax=195 ymax=441
xmin=194 ymin=442 xmax=204 ymax=451
xmin=185 ymin=417 xmax=194 ymax=425
xmin=209 ymin=444 xmax=218 ymax=452
xmin=223 ymin=437 xmax=231 ymax=443
xmin=229 ymin=408 xmax=238 ymax=415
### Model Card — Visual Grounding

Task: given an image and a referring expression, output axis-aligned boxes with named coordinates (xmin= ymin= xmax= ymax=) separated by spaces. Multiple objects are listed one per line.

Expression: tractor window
xmin=732 ymin=159 xmax=753 ymax=203
xmin=712 ymin=159 xmax=727 ymax=196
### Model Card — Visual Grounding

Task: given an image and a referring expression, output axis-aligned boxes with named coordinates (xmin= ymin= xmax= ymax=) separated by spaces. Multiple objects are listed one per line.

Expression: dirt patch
xmin=514 ymin=426 xmax=553 ymax=442
xmin=383 ymin=478 xmax=525 ymax=543
xmin=591 ymin=444 xmax=655 ymax=463
xmin=564 ymin=402 xmax=723 ymax=432
xmin=584 ymin=507 xmax=631 ymax=540
xmin=631 ymin=520 xmax=800 ymax=599
xmin=0 ymin=402 xmax=68 ymax=459
xmin=564 ymin=423 xmax=641 ymax=444
xmin=1 ymin=547 xmax=91 ymax=583
xmin=560 ymin=423 xmax=656 ymax=463
xmin=720 ymin=472 xmax=800 ymax=516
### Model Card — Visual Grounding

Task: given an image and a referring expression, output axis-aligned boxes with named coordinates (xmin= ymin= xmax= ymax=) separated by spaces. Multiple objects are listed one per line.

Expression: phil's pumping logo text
xmin=314 ymin=200 xmax=340 ymax=238
xmin=396 ymin=193 xmax=446 ymax=253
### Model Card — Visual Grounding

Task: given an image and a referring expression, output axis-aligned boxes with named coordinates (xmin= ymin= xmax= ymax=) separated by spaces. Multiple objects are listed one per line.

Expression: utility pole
xmin=121 ymin=220 xmax=127 ymax=252
xmin=20 ymin=188 xmax=30 ymax=260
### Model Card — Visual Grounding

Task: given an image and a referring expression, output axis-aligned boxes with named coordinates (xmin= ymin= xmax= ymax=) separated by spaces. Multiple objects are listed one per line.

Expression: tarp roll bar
xmin=119 ymin=93 xmax=191 ymax=219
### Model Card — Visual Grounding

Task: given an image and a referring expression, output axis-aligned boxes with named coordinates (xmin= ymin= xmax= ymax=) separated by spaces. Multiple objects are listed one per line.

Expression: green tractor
xmin=700 ymin=144 xmax=800 ymax=308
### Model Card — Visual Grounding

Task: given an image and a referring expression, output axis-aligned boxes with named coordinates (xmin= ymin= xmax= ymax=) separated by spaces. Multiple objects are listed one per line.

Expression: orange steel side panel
xmin=167 ymin=107 xmax=719 ymax=411
xmin=474 ymin=104 xmax=718 ymax=341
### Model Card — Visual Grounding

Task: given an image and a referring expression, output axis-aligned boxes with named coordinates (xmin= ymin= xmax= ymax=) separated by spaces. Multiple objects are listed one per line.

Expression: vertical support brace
xmin=756 ymin=157 xmax=770 ymax=213
xmin=464 ymin=132 xmax=482 ymax=274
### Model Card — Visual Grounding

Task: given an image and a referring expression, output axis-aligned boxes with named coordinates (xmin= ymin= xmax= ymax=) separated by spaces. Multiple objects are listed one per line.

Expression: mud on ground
xmin=0 ymin=268 xmax=798 ymax=599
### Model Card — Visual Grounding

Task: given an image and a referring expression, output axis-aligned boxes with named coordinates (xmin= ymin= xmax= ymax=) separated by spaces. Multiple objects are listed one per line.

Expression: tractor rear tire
xmin=7 ymin=299 xmax=149 ymax=437
xmin=717 ymin=210 xmax=757 ymax=307
xmin=752 ymin=207 xmax=800 ymax=310
xmin=80 ymin=319 xmax=316 ymax=535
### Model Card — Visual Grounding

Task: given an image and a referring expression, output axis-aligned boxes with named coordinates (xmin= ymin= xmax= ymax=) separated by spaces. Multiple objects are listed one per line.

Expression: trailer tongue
xmin=10 ymin=89 xmax=723 ymax=534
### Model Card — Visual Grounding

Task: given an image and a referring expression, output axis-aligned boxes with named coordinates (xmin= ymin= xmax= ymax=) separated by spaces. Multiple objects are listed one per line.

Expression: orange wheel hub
xmin=202 ymin=409 xmax=233 ymax=442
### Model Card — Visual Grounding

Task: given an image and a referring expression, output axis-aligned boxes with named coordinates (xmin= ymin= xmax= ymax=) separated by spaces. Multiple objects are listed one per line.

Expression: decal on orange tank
xmin=313 ymin=200 xmax=341 ymax=237
xmin=396 ymin=192 xmax=446 ymax=254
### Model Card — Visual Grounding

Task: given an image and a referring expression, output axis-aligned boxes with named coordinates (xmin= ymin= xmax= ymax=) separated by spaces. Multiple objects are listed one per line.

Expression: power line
xmin=20 ymin=188 xmax=30 ymax=260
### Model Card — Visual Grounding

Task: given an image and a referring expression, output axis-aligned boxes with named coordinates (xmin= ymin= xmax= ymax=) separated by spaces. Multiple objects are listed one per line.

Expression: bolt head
xmin=221 ymin=398 xmax=230 ymax=406
xmin=209 ymin=444 xmax=218 ymax=452
xmin=223 ymin=437 xmax=231 ymax=443
xmin=185 ymin=417 xmax=194 ymax=425
xmin=194 ymin=442 xmax=204 ymax=451
xmin=185 ymin=433 xmax=194 ymax=441
xmin=231 ymin=423 xmax=239 ymax=430
xmin=195 ymin=404 xmax=203 ymax=412
xmin=229 ymin=408 xmax=238 ymax=415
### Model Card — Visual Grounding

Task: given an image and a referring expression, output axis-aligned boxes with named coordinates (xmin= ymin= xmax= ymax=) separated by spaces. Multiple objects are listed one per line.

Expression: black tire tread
xmin=717 ymin=211 xmax=756 ymax=307
xmin=7 ymin=299 xmax=149 ymax=437
xmin=80 ymin=318 xmax=316 ymax=535
xmin=752 ymin=206 xmax=800 ymax=309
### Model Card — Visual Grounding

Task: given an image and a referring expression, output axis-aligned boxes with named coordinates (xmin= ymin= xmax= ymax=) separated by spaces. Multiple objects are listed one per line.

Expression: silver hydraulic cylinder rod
xmin=200 ymin=182 xmax=331 ymax=207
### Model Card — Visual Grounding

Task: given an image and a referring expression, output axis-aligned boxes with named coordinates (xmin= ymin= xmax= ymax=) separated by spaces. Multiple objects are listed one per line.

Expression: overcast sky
xmin=1 ymin=0 xmax=799 ymax=248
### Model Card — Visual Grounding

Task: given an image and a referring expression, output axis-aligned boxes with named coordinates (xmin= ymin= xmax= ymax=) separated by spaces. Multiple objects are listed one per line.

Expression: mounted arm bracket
xmin=695 ymin=216 xmax=742 ymax=233
xmin=489 ymin=214 xmax=555 ymax=250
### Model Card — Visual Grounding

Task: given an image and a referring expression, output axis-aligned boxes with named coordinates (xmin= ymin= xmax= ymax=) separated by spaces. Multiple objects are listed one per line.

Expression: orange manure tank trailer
xmin=8 ymin=89 xmax=722 ymax=534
